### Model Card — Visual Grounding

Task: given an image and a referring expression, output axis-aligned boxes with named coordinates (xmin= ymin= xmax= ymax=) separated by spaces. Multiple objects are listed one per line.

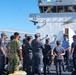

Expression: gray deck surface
xmin=1 ymin=64 xmax=72 ymax=75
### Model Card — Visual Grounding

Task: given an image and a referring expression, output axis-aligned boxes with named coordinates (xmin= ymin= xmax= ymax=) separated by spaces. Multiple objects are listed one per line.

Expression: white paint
xmin=68 ymin=28 xmax=75 ymax=46
xmin=46 ymin=0 xmax=51 ymax=2
xmin=29 ymin=13 xmax=76 ymax=44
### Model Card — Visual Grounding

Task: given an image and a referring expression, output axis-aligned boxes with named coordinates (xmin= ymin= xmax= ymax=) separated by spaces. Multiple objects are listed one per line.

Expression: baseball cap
xmin=1 ymin=32 xmax=6 ymax=36
xmin=35 ymin=33 xmax=41 ymax=37
xmin=72 ymin=35 xmax=76 ymax=38
xmin=28 ymin=36 xmax=32 ymax=39
xmin=25 ymin=34 xmax=27 ymax=37
xmin=27 ymin=36 xmax=32 ymax=41
xmin=46 ymin=38 xmax=50 ymax=42
xmin=63 ymin=34 xmax=68 ymax=37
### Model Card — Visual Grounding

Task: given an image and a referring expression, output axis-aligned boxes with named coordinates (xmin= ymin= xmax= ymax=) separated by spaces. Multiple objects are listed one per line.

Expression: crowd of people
xmin=0 ymin=32 xmax=76 ymax=75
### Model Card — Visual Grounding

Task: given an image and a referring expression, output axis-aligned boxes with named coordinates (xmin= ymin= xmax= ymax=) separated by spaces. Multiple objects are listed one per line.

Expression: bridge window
xmin=51 ymin=5 xmax=76 ymax=13
xmin=51 ymin=6 xmax=64 ymax=13
xmin=58 ymin=6 xmax=64 ymax=12
xmin=44 ymin=6 xmax=49 ymax=13
xmin=42 ymin=5 xmax=76 ymax=13
xmin=44 ymin=6 xmax=53 ymax=13
xmin=51 ymin=6 xmax=56 ymax=12
xmin=64 ymin=6 xmax=68 ymax=12
xmin=74 ymin=5 xmax=76 ymax=12
xmin=68 ymin=5 xmax=74 ymax=12
xmin=64 ymin=5 xmax=75 ymax=12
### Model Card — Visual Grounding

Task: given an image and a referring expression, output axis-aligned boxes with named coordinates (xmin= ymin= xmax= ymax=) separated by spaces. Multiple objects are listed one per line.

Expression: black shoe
xmin=64 ymin=68 xmax=70 ymax=72
xmin=63 ymin=69 xmax=66 ymax=72
xmin=68 ymin=69 xmax=71 ymax=72
xmin=2 ymin=70 xmax=7 ymax=74
xmin=48 ymin=73 xmax=51 ymax=75
xmin=56 ymin=72 xmax=59 ymax=75
xmin=71 ymin=71 xmax=76 ymax=75
xmin=59 ymin=73 xmax=62 ymax=75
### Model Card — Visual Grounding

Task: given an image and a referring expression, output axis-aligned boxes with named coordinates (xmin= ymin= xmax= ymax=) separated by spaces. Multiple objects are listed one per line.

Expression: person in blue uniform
xmin=22 ymin=34 xmax=28 ymax=71
xmin=62 ymin=34 xmax=70 ymax=71
xmin=24 ymin=36 xmax=33 ymax=75
xmin=54 ymin=40 xmax=65 ymax=75
xmin=0 ymin=32 xmax=7 ymax=74
xmin=32 ymin=33 xmax=44 ymax=75
xmin=43 ymin=38 xmax=52 ymax=75
xmin=22 ymin=39 xmax=26 ymax=71
xmin=71 ymin=35 xmax=76 ymax=75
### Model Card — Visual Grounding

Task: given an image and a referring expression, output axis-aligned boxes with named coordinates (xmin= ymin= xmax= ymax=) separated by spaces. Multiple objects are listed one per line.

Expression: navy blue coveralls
xmin=24 ymin=41 xmax=33 ymax=75
xmin=0 ymin=38 xmax=6 ymax=74
xmin=0 ymin=50 xmax=5 ymax=74
xmin=32 ymin=39 xmax=44 ymax=75
xmin=22 ymin=42 xmax=26 ymax=71
xmin=43 ymin=43 xmax=52 ymax=75
xmin=54 ymin=45 xmax=65 ymax=75
xmin=71 ymin=40 xmax=76 ymax=71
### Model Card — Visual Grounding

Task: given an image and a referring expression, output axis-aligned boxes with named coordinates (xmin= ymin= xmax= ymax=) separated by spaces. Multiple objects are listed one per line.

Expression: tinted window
xmin=74 ymin=5 xmax=76 ymax=12
xmin=68 ymin=5 xmax=74 ymax=12
xmin=58 ymin=6 xmax=64 ymax=12
xmin=51 ymin=6 xmax=56 ymax=12
xmin=43 ymin=5 xmax=76 ymax=13
xmin=64 ymin=6 xmax=68 ymax=12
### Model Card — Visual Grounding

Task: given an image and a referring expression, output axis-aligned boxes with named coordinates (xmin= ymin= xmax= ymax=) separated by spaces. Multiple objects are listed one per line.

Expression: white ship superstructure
xmin=29 ymin=0 xmax=76 ymax=44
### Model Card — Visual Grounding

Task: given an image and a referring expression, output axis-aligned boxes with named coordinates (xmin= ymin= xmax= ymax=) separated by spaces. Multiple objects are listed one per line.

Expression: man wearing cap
xmin=43 ymin=38 xmax=52 ymax=75
xmin=71 ymin=35 xmax=76 ymax=74
xmin=0 ymin=32 xmax=7 ymax=74
xmin=22 ymin=34 xmax=28 ymax=71
xmin=32 ymin=33 xmax=44 ymax=75
xmin=7 ymin=32 xmax=22 ymax=73
xmin=0 ymin=32 xmax=7 ymax=56
xmin=24 ymin=36 xmax=33 ymax=75
xmin=62 ymin=34 xmax=71 ymax=71
xmin=22 ymin=39 xmax=26 ymax=71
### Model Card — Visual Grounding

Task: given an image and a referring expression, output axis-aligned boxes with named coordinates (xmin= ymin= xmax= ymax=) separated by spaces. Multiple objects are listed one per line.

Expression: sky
xmin=0 ymin=0 xmax=55 ymax=33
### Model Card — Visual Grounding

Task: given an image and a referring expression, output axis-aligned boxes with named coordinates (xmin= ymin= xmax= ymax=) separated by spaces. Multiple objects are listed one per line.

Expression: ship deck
xmin=2 ymin=64 xmax=72 ymax=75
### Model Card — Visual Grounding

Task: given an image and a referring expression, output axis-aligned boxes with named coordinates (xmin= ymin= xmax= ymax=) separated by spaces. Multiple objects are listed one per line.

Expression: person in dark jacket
xmin=71 ymin=35 xmax=76 ymax=75
xmin=43 ymin=38 xmax=52 ymax=75
xmin=22 ymin=39 xmax=26 ymax=71
xmin=32 ymin=33 xmax=44 ymax=75
xmin=22 ymin=34 xmax=28 ymax=71
xmin=24 ymin=36 xmax=33 ymax=75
